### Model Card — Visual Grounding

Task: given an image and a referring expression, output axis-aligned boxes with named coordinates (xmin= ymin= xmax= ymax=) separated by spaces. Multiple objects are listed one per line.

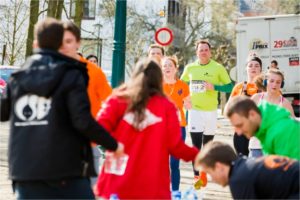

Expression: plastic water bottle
xmin=182 ymin=187 xmax=198 ymax=200
xmin=109 ymin=194 xmax=119 ymax=200
xmin=171 ymin=190 xmax=181 ymax=200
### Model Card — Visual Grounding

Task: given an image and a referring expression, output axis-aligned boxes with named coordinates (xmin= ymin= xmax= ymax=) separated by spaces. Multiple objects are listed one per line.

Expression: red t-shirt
xmin=95 ymin=95 xmax=198 ymax=199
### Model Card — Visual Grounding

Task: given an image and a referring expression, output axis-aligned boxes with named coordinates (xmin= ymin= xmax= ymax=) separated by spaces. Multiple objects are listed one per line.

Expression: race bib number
xmin=104 ymin=153 xmax=129 ymax=175
xmin=190 ymin=80 xmax=206 ymax=93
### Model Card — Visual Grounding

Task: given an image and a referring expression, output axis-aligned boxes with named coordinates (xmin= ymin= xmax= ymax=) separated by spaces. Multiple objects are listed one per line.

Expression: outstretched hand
xmin=204 ymin=82 xmax=214 ymax=90
xmin=114 ymin=142 xmax=125 ymax=158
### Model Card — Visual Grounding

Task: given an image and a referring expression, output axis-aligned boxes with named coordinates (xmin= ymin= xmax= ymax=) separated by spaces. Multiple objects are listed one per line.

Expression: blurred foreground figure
xmin=196 ymin=141 xmax=299 ymax=199
xmin=0 ymin=18 xmax=123 ymax=199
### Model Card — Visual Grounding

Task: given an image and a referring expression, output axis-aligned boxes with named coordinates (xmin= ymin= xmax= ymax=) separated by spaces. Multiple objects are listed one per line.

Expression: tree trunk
xmin=74 ymin=0 xmax=84 ymax=29
xmin=47 ymin=0 xmax=56 ymax=17
xmin=55 ymin=0 xmax=64 ymax=19
xmin=25 ymin=0 xmax=39 ymax=57
xmin=47 ymin=0 xmax=64 ymax=19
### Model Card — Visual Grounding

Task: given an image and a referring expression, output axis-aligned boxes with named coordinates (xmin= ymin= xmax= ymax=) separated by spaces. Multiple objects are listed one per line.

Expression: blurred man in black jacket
xmin=0 ymin=18 xmax=123 ymax=199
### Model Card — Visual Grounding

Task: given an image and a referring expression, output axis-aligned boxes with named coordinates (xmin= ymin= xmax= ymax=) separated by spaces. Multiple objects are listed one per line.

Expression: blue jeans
xmin=15 ymin=178 xmax=95 ymax=199
xmin=249 ymin=149 xmax=263 ymax=158
xmin=170 ymin=127 xmax=186 ymax=191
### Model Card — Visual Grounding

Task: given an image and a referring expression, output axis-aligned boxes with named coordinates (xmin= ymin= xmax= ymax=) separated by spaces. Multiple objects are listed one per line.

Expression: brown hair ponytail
xmin=115 ymin=58 xmax=164 ymax=129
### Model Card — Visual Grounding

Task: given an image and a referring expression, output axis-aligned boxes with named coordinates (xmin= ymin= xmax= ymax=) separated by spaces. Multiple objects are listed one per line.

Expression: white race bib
xmin=190 ymin=80 xmax=206 ymax=93
xmin=104 ymin=153 xmax=129 ymax=175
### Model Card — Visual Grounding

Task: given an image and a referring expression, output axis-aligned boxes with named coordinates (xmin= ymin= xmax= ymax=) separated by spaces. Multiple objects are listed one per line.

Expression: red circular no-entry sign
xmin=155 ymin=27 xmax=173 ymax=46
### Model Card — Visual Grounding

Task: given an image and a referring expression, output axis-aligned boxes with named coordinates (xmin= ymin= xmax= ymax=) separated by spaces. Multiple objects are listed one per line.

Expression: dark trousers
xmin=14 ymin=178 xmax=95 ymax=199
xmin=190 ymin=132 xmax=214 ymax=176
xmin=170 ymin=127 xmax=186 ymax=191
xmin=233 ymin=133 xmax=249 ymax=156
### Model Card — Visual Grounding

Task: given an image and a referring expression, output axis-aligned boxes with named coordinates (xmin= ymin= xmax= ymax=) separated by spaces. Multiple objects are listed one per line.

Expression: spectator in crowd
xmin=86 ymin=54 xmax=99 ymax=65
xmin=269 ymin=60 xmax=279 ymax=69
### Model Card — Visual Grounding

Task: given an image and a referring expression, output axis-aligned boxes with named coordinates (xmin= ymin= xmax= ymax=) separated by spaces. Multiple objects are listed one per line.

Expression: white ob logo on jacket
xmin=14 ymin=94 xmax=51 ymax=126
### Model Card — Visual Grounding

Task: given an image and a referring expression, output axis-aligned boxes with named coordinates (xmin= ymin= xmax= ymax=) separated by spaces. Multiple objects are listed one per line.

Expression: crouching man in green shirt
xmin=225 ymin=96 xmax=300 ymax=160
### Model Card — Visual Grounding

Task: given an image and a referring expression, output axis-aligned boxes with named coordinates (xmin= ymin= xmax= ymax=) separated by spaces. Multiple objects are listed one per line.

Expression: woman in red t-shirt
xmin=94 ymin=58 xmax=198 ymax=199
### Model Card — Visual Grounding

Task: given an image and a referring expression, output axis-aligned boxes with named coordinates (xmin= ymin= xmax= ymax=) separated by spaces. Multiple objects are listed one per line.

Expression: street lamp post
xmin=111 ymin=0 xmax=127 ymax=88
xmin=99 ymin=38 xmax=102 ymax=67
xmin=93 ymin=22 xmax=103 ymax=66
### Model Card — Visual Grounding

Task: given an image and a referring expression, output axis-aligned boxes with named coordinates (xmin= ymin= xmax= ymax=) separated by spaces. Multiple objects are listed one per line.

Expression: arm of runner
xmin=212 ymin=65 xmax=233 ymax=93
xmin=213 ymin=82 xmax=233 ymax=93
xmin=183 ymin=96 xmax=192 ymax=110
xmin=167 ymin=102 xmax=198 ymax=161
xmin=283 ymin=99 xmax=295 ymax=118
xmin=180 ymin=65 xmax=190 ymax=83
xmin=251 ymin=93 xmax=260 ymax=105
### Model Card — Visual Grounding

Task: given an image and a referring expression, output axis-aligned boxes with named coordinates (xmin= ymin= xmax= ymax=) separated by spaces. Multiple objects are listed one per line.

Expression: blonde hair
xmin=267 ymin=69 xmax=285 ymax=82
xmin=253 ymin=74 xmax=266 ymax=92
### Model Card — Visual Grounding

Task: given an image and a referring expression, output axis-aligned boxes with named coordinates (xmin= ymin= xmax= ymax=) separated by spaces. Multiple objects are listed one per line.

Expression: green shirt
xmin=256 ymin=101 xmax=300 ymax=160
xmin=180 ymin=59 xmax=231 ymax=111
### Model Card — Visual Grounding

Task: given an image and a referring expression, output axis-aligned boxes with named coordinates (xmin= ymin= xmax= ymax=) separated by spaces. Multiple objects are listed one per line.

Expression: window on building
xmin=168 ymin=0 xmax=180 ymax=25
xmin=70 ymin=0 xmax=96 ymax=20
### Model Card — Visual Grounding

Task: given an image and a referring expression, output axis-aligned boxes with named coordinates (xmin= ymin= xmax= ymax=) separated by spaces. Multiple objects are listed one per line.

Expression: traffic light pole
xmin=111 ymin=0 xmax=127 ymax=88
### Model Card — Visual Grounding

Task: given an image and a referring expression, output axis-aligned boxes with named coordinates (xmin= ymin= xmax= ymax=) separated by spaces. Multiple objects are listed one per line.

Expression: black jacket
xmin=0 ymin=49 xmax=118 ymax=181
xmin=229 ymin=156 xmax=299 ymax=199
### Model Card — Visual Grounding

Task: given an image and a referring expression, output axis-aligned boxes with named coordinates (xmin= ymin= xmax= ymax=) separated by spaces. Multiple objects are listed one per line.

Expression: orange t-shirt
xmin=163 ymin=80 xmax=189 ymax=126
xmin=230 ymin=82 xmax=258 ymax=97
xmin=80 ymin=57 xmax=112 ymax=117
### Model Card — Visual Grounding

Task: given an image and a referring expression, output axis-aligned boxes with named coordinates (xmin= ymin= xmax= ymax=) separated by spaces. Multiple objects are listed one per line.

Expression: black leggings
xmin=233 ymin=133 xmax=249 ymax=156
xmin=190 ymin=132 xmax=214 ymax=176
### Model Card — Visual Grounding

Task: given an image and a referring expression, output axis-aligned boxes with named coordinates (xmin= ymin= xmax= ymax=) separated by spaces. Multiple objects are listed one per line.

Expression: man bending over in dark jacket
xmin=195 ymin=141 xmax=299 ymax=199
xmin=0 ymin=18 xmax=123 ymax=199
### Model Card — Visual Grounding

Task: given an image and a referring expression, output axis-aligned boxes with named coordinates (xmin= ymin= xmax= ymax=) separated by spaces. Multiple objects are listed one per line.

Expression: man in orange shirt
xmin=59 ymin=21 xmax=112 ymax=186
